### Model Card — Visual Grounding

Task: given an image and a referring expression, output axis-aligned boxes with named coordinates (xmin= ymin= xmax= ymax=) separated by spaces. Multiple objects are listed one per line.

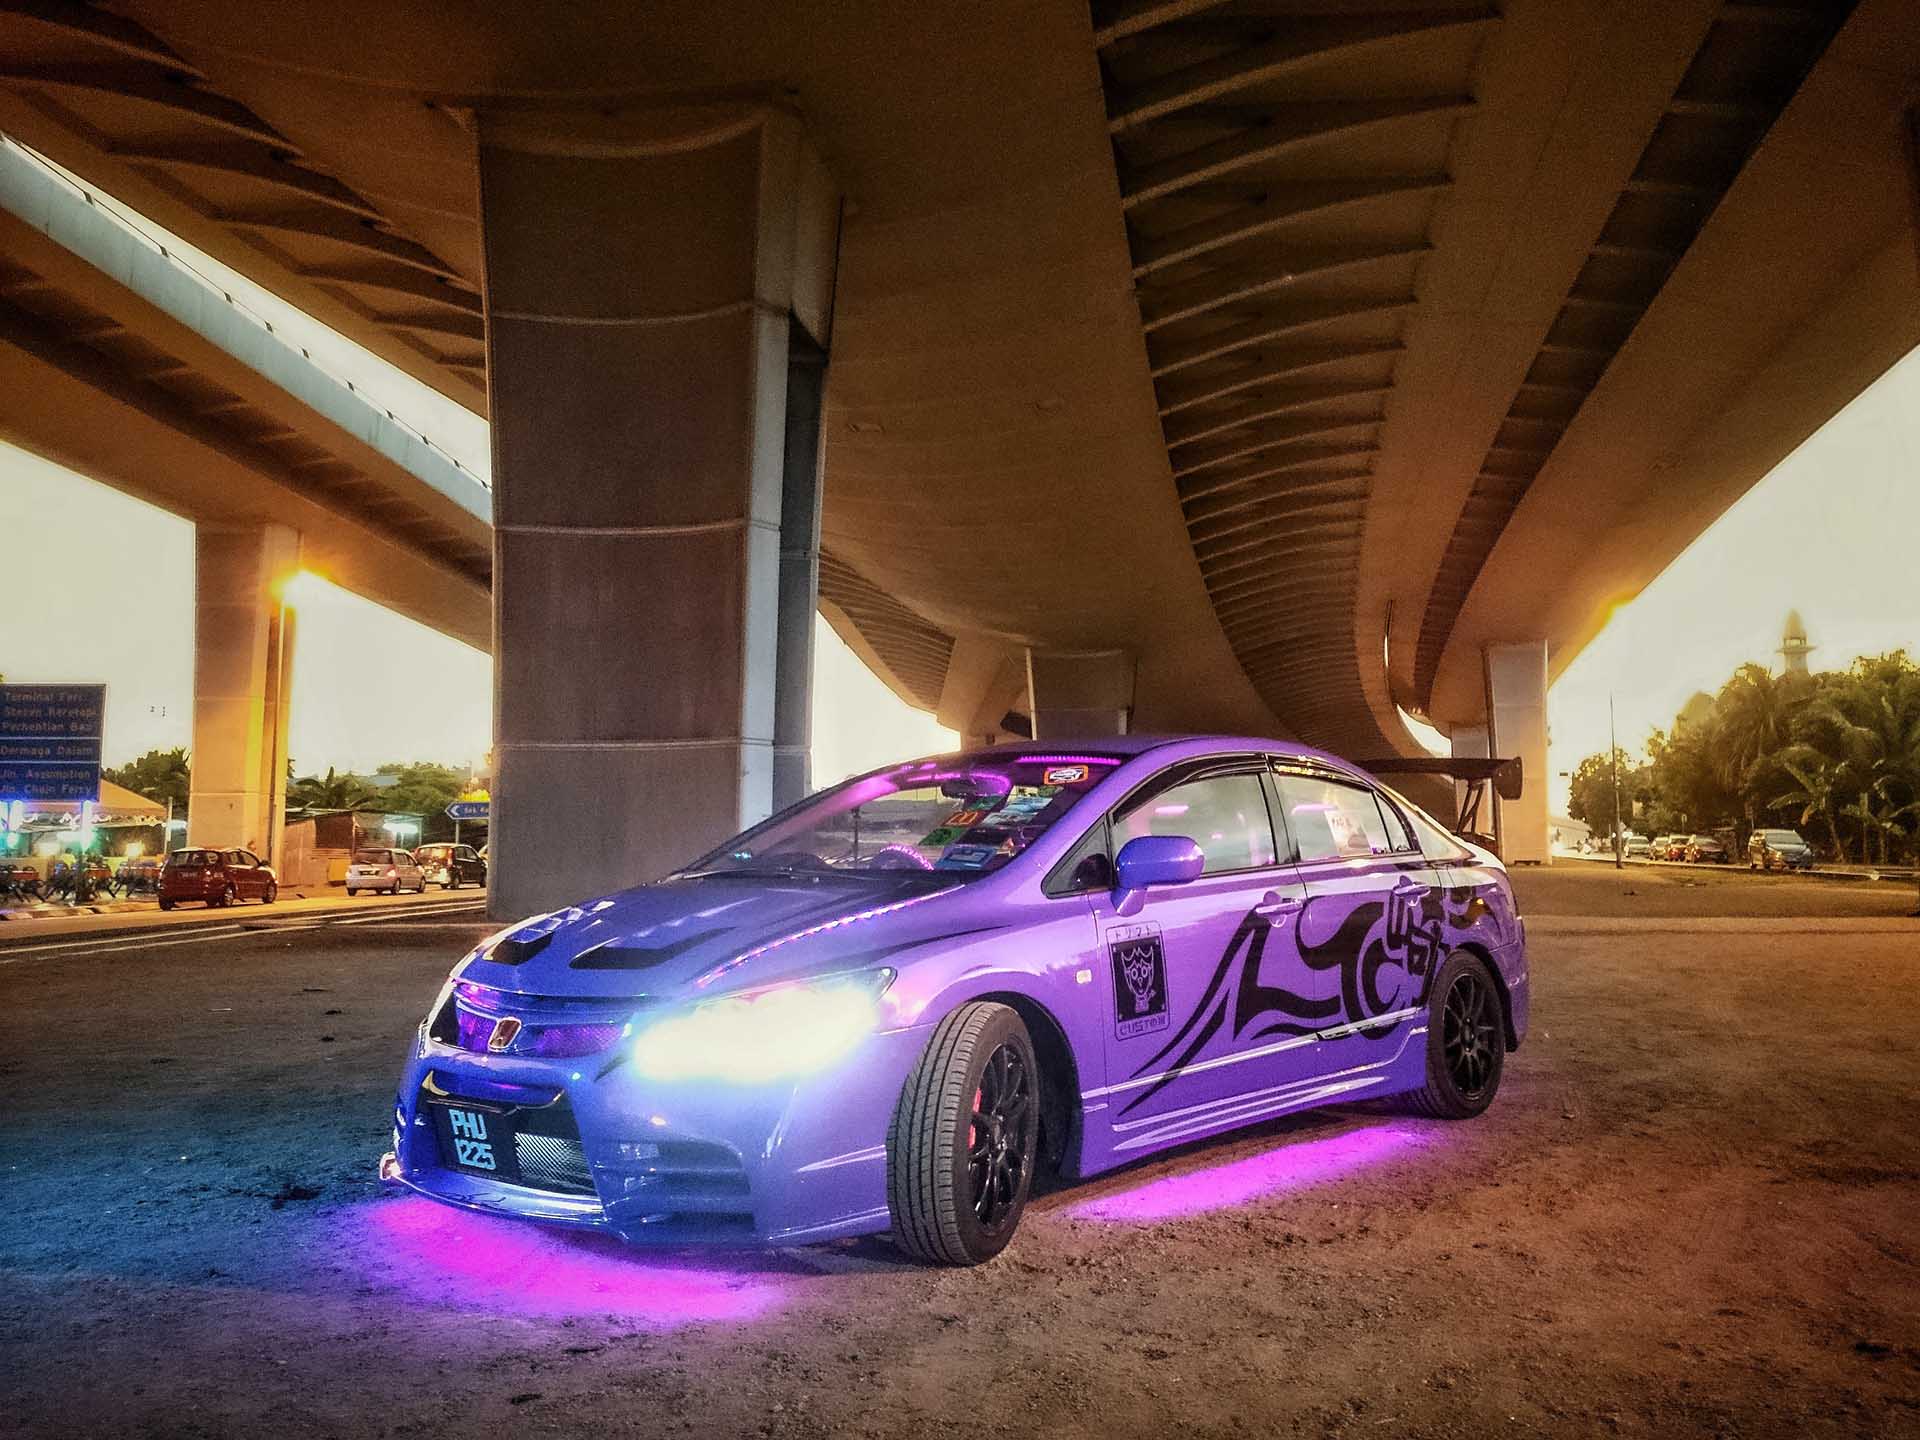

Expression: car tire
xmin=217 ymin=883 xmax=236 ymax=908
xmin=887 ymin=1001 xmax=1039 ymax=1266
xmin=263 ymin=880 xmax=277 ymax=904
xmin=1399 ymin=949 xmax=1505 ymax=1120
xmin=158 ymin=898 xmax=174 ymax=911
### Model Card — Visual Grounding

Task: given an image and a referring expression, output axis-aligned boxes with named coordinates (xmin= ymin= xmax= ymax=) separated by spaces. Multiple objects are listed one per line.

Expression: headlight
xmin=631 ymin=968 xmax=895 ymax=1084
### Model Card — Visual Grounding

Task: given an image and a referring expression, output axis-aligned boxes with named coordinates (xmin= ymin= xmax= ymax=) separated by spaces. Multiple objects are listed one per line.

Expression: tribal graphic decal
xmin=1119 ymin=875 xmax=1480 ymax=1115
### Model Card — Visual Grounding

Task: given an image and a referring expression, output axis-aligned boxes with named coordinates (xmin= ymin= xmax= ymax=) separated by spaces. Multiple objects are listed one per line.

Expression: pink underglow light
xmin=1067 ymin=1125 xmax=1430 ymax=1223
xmin=345 ymin=1198 xmax=784 ymax=1325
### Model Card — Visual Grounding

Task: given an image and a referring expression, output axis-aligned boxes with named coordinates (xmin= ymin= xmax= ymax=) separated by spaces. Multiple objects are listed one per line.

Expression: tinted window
xmin=1113 ymin=772 xmax=1278 ymax=875
xmin=167 ymin=849 xmax=217 ymax=867
xmin=1377 ymin=785 xmax=1471 ymax=861
xmin=1274 ymin=774 xmax=1395 ymax=861
xmin=354 ymin=849 xmax=394 ymax=864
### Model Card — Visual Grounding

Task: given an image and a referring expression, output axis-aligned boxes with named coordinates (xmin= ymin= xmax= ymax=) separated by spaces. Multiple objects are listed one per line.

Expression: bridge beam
xmin=187 ymin=523 xmax=299 ymax=871
xmin=476 ymin=103 xmax=837 ymax=916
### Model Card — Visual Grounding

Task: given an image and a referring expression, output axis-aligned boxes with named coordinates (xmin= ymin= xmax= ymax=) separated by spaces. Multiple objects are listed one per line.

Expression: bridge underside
xmin=1 ymin=1 xmax=1916 ymax=896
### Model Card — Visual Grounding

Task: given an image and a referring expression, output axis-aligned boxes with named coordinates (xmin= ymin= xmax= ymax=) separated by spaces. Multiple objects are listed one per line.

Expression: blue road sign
xmin=0 ymin=684 xmax=105 ymax=803
xmin=445 ymin=800 xmax=491 ymax=821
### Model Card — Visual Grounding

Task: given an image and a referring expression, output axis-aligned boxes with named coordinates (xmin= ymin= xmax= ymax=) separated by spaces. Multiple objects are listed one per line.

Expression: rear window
xmin=354 ymin=849 xmax=395 ymax=864
xmin=166 ymin=849 xmax=219 ymax=867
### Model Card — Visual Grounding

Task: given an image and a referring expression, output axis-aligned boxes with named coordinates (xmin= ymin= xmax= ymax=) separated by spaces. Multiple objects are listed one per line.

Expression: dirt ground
xmin=1 ymin=868 xmax=1915 ymax=1438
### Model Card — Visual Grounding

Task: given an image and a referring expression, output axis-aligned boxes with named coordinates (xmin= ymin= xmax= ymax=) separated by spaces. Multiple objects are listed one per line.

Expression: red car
xmin=158 ymin=847 xmax=279 ymax=909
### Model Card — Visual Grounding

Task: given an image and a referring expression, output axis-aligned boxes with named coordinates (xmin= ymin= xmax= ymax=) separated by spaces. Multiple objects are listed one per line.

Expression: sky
xmin=1543 ymin=343 xmax=1920 ymax=812
xmin=2 ymin=138 xmax=1914 ymax=807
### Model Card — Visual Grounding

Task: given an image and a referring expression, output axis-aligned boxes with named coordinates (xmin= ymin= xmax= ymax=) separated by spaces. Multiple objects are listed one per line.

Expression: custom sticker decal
xmin=934 ymin=843 xmax=999 ymax=870
xmin=1107 ymin=922 xmax=1169 ymax=1039
xmin=1042 ymin=764 xmax=1089 ymax=786
xmin=919 ymin=825 xmax=963 ymax=848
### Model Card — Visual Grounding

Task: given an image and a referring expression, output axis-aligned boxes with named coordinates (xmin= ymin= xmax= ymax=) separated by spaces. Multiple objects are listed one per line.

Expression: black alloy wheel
xmin=967 ymin=1042 xmax=1034 ymax=1231
xmin=888 ymin=1001 xmax=1040 ymax=1264
xmin=1402 ymin=949 xmax=1505 ymax=1119
xmin=1442 ymin=967 xmax=1499 ymax=1100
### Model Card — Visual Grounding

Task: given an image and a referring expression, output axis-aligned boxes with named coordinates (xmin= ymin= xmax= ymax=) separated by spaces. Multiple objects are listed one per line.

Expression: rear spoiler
xmin=1358 ymin=756 xmax=1522 ymax=846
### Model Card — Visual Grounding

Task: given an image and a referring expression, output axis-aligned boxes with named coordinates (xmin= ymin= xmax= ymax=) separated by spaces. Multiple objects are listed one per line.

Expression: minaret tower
xmin=1778 ymin=610 xmax=1813 ymax=675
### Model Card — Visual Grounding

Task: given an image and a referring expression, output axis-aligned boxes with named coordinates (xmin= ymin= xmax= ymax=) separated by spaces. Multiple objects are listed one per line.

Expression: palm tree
xmin=1769 ymin=745 xmax=1847 ymax=863
xmin=1712 ymin=663 xmax=1800 ymax=829
xmin=289 ymin=766 xmax=372 ymax=812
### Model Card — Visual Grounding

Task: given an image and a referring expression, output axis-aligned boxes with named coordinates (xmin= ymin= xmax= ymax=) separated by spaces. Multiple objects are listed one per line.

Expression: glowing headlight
xmin=632 ymin=969 xmax=895 ymax=1083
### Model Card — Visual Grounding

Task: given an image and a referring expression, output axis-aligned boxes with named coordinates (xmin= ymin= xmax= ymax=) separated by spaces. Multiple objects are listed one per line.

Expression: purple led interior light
xmin=1067 ymin=1124 xmax=1429 ymax=1223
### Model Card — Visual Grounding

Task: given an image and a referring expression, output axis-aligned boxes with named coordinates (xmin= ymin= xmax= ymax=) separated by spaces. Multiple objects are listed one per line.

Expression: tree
xmin=1711 ymin=663 xmax=1804 ymax=828
xmin=1769 ymin=744 xmax=1847 ymax=863
xmin=371 ymin=762 xmax=467 ymax=841
xmin=103 ymin=747 xmax=190 ymax=812
xmin=1567 ymin=747 xmax=1642 ymax=834
xmin=289 ymin=766 xmax=373 ymax=811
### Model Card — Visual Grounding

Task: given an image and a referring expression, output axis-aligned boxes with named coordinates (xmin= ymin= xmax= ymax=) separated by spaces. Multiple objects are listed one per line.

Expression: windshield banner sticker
xmin=1108 ymin=922 xmax=1169 ymax=1039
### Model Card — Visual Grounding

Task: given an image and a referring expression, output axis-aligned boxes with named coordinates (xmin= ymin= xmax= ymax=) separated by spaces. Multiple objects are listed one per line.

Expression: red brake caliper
xmin=969 ymin=1085 xmax=982 ymax=1148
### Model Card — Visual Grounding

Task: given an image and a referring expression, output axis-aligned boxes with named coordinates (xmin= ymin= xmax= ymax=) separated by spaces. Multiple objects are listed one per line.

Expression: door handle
xmin=1253 ymin=890 xmax=1303 ymax=919
xmin=1392 ymin=878 xmax=1431 ymax=899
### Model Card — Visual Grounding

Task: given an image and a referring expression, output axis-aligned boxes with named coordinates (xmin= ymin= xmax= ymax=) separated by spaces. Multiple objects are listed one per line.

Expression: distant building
xmin=1778 ymin=609 xmax=1814 ymax=675
xmin=1675 ymin=690 xmax=1716 ymax=733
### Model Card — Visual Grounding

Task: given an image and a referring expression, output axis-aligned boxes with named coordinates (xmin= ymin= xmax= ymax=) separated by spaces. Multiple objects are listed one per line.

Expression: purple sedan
xmin=382 ymin=736 xmax=1528 ymax=1264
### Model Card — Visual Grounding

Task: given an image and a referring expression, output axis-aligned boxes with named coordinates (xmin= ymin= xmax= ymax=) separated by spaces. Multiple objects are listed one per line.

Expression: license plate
xmin=431 ymin=1102 xmax=520 ymax=1182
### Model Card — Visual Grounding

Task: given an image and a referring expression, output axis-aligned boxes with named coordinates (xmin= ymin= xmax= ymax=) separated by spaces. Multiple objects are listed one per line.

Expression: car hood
xmin=452 ymin=873 xmax=974 ymax=1001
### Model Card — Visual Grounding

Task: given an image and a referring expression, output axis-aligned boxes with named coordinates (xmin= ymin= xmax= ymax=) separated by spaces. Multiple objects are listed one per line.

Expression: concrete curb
xmin=1559 ymin=853 xmax=1917 ymax=885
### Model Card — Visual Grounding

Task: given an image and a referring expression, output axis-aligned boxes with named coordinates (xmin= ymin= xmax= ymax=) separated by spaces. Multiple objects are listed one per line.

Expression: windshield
xmin=683 ymin=751 xmax=1125 ymax=881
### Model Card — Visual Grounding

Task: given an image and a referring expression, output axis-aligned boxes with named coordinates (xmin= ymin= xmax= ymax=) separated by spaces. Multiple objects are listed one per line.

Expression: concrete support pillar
xmin=188 ymin=524 xmax=299 ymax=868
xmin=1449 ymin=722 xmax=1489 ymax=829
xmin=1483 ymin=641 xmax=1550 ymax=865
xmin=477 ymin=104 xmax=837 ymax=916
xmin=1025 ymin=649 xmax=1136 ymax=739
xmin=773 ymin=337 xmax=826 ymax=810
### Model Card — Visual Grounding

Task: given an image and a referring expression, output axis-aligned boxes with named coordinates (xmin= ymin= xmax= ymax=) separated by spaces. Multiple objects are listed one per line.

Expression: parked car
xmin=1624 ymin=834 xmax=1653 ymax=859
xmin=383 ymin=735 xmax=1528 ymax=1265
xmin=159 ymin=847 xmax=278 ymax=909
xmin=1650 ymin=834 xmax=1678 ymax=861
xmin=346 ymin=847 xmax=426 ymax=895
xmin=1684 ymin=834 xmax=1729 ymax=863
xmin=414 ymin=842 xmax=486 ymax=890
xmin=1748 ymin=828 xmax=1815 ymax=871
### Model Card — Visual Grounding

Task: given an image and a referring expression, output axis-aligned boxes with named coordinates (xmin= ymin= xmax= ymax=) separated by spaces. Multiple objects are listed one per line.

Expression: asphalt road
xmin=0 ymin=868 xmax=1914 ymax=1439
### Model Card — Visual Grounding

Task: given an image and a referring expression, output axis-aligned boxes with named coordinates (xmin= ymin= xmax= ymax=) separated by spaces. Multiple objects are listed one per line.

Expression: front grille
xmin=515 ymin=1131 xmax=595 ymax=1195
xmin=439 ymin=983 xmax=637 ymax=1058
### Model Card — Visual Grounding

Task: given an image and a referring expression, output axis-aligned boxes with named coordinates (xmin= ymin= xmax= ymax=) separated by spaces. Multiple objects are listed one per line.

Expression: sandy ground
xmin=1 ymin=867 xmax=1915 ymax=1438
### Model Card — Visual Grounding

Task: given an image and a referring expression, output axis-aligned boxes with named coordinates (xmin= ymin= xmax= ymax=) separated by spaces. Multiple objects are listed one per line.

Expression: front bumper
xmin=386 ymin=1020 xmax=932 ymax=1247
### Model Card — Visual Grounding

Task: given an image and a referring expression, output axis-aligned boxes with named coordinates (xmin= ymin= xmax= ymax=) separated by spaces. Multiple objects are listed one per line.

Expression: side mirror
xmin=1114 ymin=835 xmax=1205 ymax=893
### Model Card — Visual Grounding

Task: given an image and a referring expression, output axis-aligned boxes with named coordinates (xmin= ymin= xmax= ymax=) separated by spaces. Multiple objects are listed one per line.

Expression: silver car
xmin=346 ymin=847 xmax=426 ymax=895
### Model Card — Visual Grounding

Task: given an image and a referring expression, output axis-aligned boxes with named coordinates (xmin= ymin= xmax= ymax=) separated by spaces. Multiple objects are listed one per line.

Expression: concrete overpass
xmin=0 ymin=0 xmax=1914 ymax=913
